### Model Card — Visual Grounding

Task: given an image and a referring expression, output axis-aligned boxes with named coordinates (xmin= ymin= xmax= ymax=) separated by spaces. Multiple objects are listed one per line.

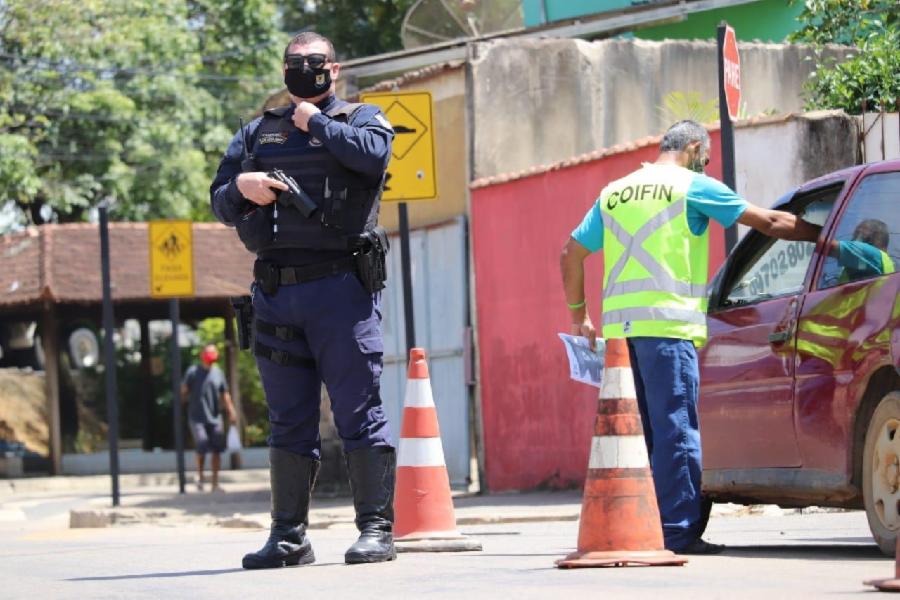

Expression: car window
xmin=818 ymin=171 xmax=900 ymax=289
xmin=715 ymin=186 xmax=840 ymax=308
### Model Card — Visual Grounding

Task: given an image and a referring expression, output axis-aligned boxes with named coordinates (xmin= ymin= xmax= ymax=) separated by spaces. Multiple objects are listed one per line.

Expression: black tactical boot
xmin=344 ymin=446 xmax=397 ymax=564
xmin=242 ymin=448 xmax=320 ymax=569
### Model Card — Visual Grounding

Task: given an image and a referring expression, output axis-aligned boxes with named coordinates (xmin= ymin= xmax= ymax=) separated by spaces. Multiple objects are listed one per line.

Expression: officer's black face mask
xmin=284 ymin=53 xmax=332 ymax=99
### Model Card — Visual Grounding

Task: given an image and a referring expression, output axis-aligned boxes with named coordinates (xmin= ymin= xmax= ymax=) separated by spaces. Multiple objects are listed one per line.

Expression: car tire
xmin=862 ymin=391 xmax=900 ymax=557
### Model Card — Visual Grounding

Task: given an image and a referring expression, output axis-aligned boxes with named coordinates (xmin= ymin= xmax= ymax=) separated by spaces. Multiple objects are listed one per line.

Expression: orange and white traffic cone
xmin=557 ymin=338 xmax=687 ymax=568
xmin=865 ymin=537 xmax=900 ymax=591
xmin=394 ymin=348 xmax=482 ymax=552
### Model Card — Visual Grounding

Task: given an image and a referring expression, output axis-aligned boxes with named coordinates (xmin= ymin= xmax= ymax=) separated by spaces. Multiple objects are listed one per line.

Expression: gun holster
xmin=355 ymin=227 xmax=390 ymax=294
xmin=230 ymin=295 xmax=254 ymax=350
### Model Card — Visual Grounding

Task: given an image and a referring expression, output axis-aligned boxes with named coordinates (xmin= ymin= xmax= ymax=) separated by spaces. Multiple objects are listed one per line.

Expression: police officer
xmin=560 ymin=120 xmax=821 ymax=554
xmin=210 ymin=31 xmax=396 ymax=568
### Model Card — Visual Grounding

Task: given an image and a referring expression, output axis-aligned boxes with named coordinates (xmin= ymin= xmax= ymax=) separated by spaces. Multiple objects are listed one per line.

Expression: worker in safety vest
xmin=560 ymin=120 xmax=821 ymax=554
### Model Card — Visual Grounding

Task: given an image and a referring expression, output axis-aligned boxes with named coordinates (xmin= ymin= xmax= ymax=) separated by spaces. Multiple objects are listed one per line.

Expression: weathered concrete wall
xmin=858 ymin=112 xmax=900 ymax=164
xmin=470 ymin=37 xmax=850 ymax=180
xmin=735 ymin=111 xmax=858 ymax=211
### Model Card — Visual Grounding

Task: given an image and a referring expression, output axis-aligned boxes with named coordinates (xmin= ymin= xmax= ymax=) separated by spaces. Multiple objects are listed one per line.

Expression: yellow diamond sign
xmin=359 ymin=91 xmax=436 ymax=202
xmin=149 ymin=220 xmax=194 ymax=298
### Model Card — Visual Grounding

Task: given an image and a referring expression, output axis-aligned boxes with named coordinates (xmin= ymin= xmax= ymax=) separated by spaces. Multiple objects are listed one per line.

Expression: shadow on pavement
xmin=66 ymin=568 xmax=244 ymax=581
xmin=129 ymin=489 xmax=269 ymax=513
xmin=723 ymin=544 xmax=883 ymax=561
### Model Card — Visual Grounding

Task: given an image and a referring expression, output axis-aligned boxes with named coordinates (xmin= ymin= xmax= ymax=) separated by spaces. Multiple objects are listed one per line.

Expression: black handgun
xmin=230 ymin=295 xmax=253 ymax=350
xmin=355 ymin=227 xmax=390 ymax=294
xmin=269 ymin=168 xmax=317 ymax=218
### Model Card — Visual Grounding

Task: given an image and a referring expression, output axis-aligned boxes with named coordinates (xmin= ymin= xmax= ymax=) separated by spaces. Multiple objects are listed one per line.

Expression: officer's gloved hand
xmin=237 ymin=172 xmax=289 ymax=206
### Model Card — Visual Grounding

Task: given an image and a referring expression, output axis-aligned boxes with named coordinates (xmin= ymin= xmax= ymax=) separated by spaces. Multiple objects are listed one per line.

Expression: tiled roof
xmin=353 ymin=61 xmax=464 ymax=98
xmin=0 ymin=223 xmax=254 ymax=308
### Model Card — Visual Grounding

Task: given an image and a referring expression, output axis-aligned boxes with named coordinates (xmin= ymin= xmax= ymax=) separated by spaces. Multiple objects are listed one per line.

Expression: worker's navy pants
xmin=252 ymin=272 xmax=393 ymax=459
xmin=627 ymin=337 xmax=703 ymax=551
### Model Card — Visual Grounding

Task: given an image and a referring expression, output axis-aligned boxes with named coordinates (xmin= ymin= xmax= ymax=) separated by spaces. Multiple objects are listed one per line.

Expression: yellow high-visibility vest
xmin=600 ymin=164 xmax=709 ymax=346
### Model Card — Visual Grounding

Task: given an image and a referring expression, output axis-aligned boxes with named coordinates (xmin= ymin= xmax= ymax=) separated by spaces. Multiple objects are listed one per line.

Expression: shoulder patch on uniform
xmin=375 ymin=114 xmax=392 ymax=130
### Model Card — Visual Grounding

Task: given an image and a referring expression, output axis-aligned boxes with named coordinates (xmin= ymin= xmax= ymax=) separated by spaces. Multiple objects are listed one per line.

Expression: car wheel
xmin=863 ymin=391 xmax=900 ymax=556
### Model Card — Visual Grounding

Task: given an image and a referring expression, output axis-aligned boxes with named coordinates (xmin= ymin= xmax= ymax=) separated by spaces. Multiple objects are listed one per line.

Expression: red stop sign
xmin=722 ymin=26 xmax=741 ymax=121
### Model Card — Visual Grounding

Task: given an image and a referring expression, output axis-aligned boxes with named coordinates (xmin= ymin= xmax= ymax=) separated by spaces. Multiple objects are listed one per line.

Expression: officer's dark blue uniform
xmin=211 ymin=91 xmax=396 ymax=568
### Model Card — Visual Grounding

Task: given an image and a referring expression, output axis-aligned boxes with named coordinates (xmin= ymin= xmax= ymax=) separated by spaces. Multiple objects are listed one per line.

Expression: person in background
xmin=181 ymin=344 xmax=237 ymax=492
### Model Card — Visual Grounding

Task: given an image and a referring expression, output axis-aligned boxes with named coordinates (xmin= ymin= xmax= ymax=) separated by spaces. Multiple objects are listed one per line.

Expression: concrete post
xmin=41 ymin=304 xmax=62 ymax=475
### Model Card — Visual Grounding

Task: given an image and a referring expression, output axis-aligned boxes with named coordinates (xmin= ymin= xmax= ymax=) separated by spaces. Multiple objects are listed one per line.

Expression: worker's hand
xmin=571 ymin=316 xmax=597 ymax=351
xmin=236 ymin=172 xmax=288 ymax=206
xmin=228 ymin=411 xmax=238 ymax=426
xmin=292 ymin=101 xmax=320 ymax=132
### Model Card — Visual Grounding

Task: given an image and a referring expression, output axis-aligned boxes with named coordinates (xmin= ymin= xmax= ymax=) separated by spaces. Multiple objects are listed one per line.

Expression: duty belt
xmin=254 ymin=256 xmax=356 ymax=295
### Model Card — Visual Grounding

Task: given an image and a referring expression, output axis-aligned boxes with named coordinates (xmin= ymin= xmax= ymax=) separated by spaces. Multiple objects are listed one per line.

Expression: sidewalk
xmin=4 ymin=471 xmax=828 ymax=531
xmin=1 ymin=468 xmax=271 ymax=496
xmin=1 ymin=468 xmax=590 ymax=530
xmin=64 ymin=480 xmax=585 ymax=529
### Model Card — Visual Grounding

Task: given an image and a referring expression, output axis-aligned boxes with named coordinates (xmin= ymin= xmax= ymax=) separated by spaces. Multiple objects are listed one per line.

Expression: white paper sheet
xmin=557 ymin=333 xmax=606 ymax=388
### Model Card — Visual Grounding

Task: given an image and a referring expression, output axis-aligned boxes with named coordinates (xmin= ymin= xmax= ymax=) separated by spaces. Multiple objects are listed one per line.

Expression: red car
xmin=699 ymin=159 xmax=900 ymax=554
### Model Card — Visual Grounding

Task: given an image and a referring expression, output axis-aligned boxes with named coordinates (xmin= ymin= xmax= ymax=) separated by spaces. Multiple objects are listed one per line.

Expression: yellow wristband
xmin=567 ymin=300 xmax=586 ymax=310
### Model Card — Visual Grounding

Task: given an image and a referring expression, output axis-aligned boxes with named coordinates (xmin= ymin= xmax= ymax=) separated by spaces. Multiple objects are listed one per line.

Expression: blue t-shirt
xmin=572 ymin=169 xmax=749 ymax=252
xmin=183 ymin=364 xmax=227 ymax=426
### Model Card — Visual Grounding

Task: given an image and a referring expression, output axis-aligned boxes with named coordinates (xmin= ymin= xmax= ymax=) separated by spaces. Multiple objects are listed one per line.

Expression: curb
xmin=1 ymin=469 xmax=271 ymax=497
xmin=67 ymin=508 xmax=582 ymax=530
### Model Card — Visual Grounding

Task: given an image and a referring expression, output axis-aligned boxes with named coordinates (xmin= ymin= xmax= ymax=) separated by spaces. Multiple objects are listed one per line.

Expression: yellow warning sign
xmin=359 ymin=91 xmax=437 ymax=202
xmin=149 ymin=220 xmax=194 ymax=298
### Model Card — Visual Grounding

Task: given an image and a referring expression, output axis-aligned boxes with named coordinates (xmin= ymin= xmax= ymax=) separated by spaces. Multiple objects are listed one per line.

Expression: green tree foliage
xmin=658 ymin=92 xmax=720 ymax=126
xmin=0 ymin=0 xmax=282 ymax=229
xmin=283 ymin=0 xmax=417 ymax=60
xmin=790 ymin=0 xmax=900 ymax=113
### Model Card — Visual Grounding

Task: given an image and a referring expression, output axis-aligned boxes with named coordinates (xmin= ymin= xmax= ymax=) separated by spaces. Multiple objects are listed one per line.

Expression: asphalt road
xmin=1 ymin=508 xmax=891 ymax=599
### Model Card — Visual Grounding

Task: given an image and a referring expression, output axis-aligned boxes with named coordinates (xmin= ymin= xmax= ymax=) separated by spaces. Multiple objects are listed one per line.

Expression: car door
xmin=700 ymin=186 xmax=839 ymax=469
xmin=794 ymin=168 xmax=900 ymax=473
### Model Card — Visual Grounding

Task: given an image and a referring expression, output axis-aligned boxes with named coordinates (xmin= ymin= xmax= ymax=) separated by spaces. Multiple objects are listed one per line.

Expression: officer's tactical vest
xmin=599 ymin=164 xmax=709 ymax=346
xmin=251 ymin=102 xmax=382 ymax=252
